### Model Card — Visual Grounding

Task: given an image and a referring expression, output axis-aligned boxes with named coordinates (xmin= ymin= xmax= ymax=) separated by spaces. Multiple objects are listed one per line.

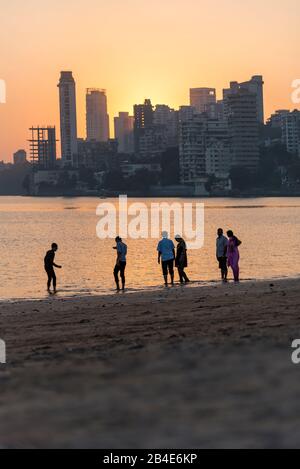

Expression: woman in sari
xmin=226 ymin=230 xmax=242 ymax=282
xmin=175 ymin=235 xmax=190 ymax=284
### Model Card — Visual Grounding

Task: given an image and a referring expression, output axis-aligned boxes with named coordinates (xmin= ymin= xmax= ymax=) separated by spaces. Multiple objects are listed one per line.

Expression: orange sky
xmin=0 ymin=0 xmax=300 ymax=161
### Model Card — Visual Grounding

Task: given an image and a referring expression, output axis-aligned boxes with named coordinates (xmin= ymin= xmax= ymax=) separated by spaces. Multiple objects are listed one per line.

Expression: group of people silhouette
xmin=44 ymin=229 xmax=242 ymax=294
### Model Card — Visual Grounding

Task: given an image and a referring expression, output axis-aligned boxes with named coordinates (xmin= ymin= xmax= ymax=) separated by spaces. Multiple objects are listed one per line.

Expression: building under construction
xmin=29 ymin=126 xmax=57 ymax=169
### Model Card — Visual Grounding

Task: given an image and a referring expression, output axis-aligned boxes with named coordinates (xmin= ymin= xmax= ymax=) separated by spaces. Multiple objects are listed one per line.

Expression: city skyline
xmin=1 ymin=70 xmax=299 ymax=162
xmin=1 ymin=0 xmax=300 ymax=161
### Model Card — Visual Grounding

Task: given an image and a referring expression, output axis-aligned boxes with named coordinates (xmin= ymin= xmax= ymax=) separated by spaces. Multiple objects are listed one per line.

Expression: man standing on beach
xmin=157 ymin=231 xmax=175 ymax=286
xmin=216 ymin=228 xmax=228 ymax=282
xmin=113 ymin=236 xmax=127 ymax=291
xmin=44 ymin=243 xmax=62 ymax=294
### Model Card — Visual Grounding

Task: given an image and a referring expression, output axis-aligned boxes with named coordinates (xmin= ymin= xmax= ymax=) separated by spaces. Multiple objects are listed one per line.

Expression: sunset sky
xmin=0 ymin=0 xmax=300 ymax=161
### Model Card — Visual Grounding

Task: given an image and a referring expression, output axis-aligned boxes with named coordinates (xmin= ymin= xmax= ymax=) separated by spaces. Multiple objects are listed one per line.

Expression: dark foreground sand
xmin=0 ymin=278 xmax=300 ymax=449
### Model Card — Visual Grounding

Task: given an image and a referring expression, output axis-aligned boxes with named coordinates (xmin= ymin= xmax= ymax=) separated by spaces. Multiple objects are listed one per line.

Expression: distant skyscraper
xmin=86 ymin=88 xmax=110 ymax=142
xmin=133 ymin=99 xmax=154 ymax=154
xmin=179 ymin=115 xmax=207 ymax=185
xmin=205 ymin=119 xmax=230 ymax=178
xmin=154 ymin=105 xmax=179 ymax=147
xmin=223 ymin=76 xmax=264 ymax=124
xmin=58 ymin=71 xmax=78 ymax=166
xmin=190 ymin=88 xmax=216 ymax=114
xmin=114 ymin=112 xmax=134 ymax=153
xmin=227 ymin=89 xmax=260 ymax=171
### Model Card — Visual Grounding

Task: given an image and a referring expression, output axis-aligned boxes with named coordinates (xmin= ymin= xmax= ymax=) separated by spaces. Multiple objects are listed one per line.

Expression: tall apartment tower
xmin=240 ymin=76 xmax=264 ymax=124
xmin=114 ymin=112 xmax=134 ymax=153
xmin=223 ymin=76 xmax=264 ymax=124
xmin=58 ymin=71 xmax=78 ymax=166
xmin=133 ymin=99 xmax=154 ymax=154
xmin=227 ymin=89 xmax=260 ymax=171
xmin=86 ymin=88 xmax=110 ymax=142
xmin=153 ymin=105 xmax=179 ymax=147
xmin=179 ymin=115 xmax=207 ymax=185
xmin=190 ymin=88 xmax=216 ymax=114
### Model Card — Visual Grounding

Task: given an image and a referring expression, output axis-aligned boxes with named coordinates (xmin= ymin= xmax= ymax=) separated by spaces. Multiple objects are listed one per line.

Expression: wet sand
xmin=0 ymin=278 xmax=300 ymax=448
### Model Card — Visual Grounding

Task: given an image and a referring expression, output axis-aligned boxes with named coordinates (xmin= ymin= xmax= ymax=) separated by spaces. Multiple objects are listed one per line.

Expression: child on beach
xmin=44 ymin=243 xmax=62 ymax=294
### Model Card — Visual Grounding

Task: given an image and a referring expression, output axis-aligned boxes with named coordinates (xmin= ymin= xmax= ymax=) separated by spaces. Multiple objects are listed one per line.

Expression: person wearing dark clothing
xmin=175 ymin=235 xmax=190 ymax=284
xmin=216 ymin=228 xmax=229 ymax=282
xmin=113 ymin=236 xmax=127 ymax=291
xmin=44 ymin=243 xmax=62 ymax=293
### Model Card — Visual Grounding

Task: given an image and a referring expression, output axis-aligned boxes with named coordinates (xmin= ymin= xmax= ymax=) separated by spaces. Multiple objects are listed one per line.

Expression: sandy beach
xmin=0 ymin=278 xmax=300 ymax=449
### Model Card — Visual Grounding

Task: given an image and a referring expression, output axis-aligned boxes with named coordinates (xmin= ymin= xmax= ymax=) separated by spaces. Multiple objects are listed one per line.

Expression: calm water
xmin=0 ymin=196 xmax=300 ymax=300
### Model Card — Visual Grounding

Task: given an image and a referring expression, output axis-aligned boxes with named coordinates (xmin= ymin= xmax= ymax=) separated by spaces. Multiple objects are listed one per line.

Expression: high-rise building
xmin=133 ymin=99 xmax=154 ymax=154
xmin=179 ymin=115 xmax=207 ymax=185
xmin=240 ymin=76 xmax=264 ymax=124
xmin=86 ymin=88 xmax=110 ymax=142
xmin=190 ymin=88 xmax=216 ymax=114
xmin=223 ymin=76 xmax=264 ymax=123
xmin=153 ymin=105 xmax=179 ymax=147
xmin=114 ymin=112 xmax=134 ymax=153
xmin=58 ymin=71 xmax=78 ymax=166
xmin=13 ymin=149 xmax=27 ymax=165
xmin=226 ymin=89 xmax=260 ymax=171
xmin=29 ymin=127 xmax=57 ymax=169
xmin=205 ymin=119 xmax=230 ymax=178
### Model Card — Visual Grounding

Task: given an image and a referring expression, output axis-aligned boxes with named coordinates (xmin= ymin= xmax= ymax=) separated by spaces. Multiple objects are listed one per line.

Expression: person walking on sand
xmin=44 ymin=243 xmax=62 ymax=294
xmin=157 ymin=231 xmax=175 ymax=286
xmin=113 ymin=236 xmax=127 ymax=291
xmin=227 ymin=230 xmax=242 ymax=283
xmin=175 ymin=235 xmax=190 ymax=284
xmin=216 ymin=228 xmax=228 ymax=282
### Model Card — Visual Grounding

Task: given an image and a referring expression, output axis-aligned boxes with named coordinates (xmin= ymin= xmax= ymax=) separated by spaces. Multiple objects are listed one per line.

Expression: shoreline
xmin=1 ymin=274 xmax=299 ymax=305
